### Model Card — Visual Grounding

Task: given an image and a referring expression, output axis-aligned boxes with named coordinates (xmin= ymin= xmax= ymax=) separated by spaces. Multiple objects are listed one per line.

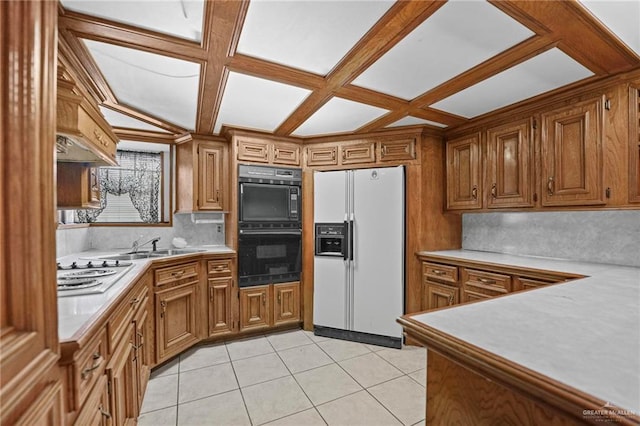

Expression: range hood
xmin=56 ymin=62 xmax=119 ymax=167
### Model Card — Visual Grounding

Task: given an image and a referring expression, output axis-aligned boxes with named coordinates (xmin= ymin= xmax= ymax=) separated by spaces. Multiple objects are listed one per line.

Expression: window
xmin=73 ymin=141 xmax=172 ymax=225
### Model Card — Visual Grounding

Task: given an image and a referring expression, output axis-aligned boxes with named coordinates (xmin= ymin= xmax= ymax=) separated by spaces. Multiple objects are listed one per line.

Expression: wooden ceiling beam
xmin=113 ymin=128 xmax=176 ymax=143
xmin=195 ymin=0 xmax=248 ymax=134
xmin=491 ymin=0 xmax=639 ymax=75
xmin=274 ymin=0 xmax=447 ymax=136
xmin=59 ymin=10 xmax=207 ymax=63
xmin=102 ymin=102 xmax=186 ymax=134
xmin=227 ymin=54 xmax=325 ymax=90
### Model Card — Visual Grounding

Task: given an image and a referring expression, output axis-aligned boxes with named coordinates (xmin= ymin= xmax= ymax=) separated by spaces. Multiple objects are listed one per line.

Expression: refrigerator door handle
xmin=349 ymin=219 xmax=354 ymax=261
xmin=343 ymin=220 xmax=349 ymax=261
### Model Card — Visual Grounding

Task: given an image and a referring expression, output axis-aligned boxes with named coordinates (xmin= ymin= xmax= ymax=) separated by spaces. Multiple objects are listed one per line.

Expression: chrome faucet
xmin=130 ymin=236 xmax=161 ymax=253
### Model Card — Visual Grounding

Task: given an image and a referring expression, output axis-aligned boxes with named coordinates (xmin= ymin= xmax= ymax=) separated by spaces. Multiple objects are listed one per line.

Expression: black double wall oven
xmin=238 ymin=164 xmax=302 ymax=287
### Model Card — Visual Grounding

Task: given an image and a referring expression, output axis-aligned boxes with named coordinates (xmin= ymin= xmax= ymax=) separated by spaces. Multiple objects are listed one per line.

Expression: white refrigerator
xmin=313 ymin=166 xmax=404 ymax=348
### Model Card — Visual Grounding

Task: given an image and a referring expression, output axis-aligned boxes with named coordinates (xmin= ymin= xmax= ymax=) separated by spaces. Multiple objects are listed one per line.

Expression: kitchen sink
xmin=98 ymin=248 xmax=205 ymax=261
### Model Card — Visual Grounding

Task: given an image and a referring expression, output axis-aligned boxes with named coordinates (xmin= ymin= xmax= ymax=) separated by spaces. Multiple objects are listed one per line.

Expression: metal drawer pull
xmin=262 ymin=293 xmax=266 ymax=304
xmin=547 ymin=176 xmax=554 ymax=195
xmin=478 ymin=278 xmax=497 ymax=285
xmin=130 ymin=297 xmax=140 ymax=305
xmin=214 ymin=265 xmax=224 ymax=271
xmin=491 ymin=183 xmax=497 ymax=198
xmin=81 ymin=353 xmax=103 ymax=380
xmin=171 ymin=270 xmax=185 ymax=278
xmin=471 ymin=186 xmax=478 ymax=200
xmin=99 ymin=405 xmax=111 ymax=419
xmin=432 ymin=270 xmax=446 ymax=276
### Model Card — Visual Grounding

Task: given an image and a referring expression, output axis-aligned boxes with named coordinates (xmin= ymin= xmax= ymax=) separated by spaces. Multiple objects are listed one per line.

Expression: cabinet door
xmin=306 ymin=146 xmax=338 ymax=166
xmin=155 ymin=284 xmax=199 ymax=363
xmin=340 ymin=143 xmax=376 ymax=165
xmin=423 ymin=281 xmax=459 ymax=311
xmin=486 ymin=120 xmax=533 ymax=208
xmin=273 ymin=142 xmax=301 ymax=166
xmin=107 ymin=326 xmax=138 ymax=426
xmin=209 ymin=277 xmax=235 ymax=336
xmin=239 ymin=285 xmax=270 ymax=332
xmin=198 ymin=144 xmax=224 ymax=210
xmin=446 ymin=134 xmax=482 ymax=210
xmin=630 ymin=86 xmax=640 ymax=203
xmin=379 ymin=138 xmax=416 ymax=162
xmin=72 ymin=376 xmax=110 ymax=426
xmin=273 ymin=282 xmax=300 ymax=325
xmin=133 ymin=302 xmax=150 ymax=411
xmin=238 ymin=139 xmax=270 ymax=163
xmin=541 ymin=97 xmax=604 ymax=206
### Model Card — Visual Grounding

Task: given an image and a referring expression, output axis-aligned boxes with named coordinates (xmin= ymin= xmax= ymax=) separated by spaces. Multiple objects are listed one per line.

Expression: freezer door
xmin=313 ymin=170 xmax=347 ymax=223
xmin=313 ymin=256 xmax=349 ymax=330
xmin=351 ymin=166 xmax=404 ymax=338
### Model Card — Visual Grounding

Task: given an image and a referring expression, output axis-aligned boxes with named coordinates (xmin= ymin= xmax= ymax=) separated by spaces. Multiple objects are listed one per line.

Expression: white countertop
xmin=57 ymin=246 xmax=235 ymax=341
xmin=411 ymin=250 xmax=640 ymax=413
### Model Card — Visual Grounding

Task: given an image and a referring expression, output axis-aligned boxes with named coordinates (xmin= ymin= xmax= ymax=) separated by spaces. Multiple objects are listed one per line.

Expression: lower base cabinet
xmin=239 ymin=282 xmax=301 ymax=332
xmin=423 ymin=281 xmax=459 ymax=311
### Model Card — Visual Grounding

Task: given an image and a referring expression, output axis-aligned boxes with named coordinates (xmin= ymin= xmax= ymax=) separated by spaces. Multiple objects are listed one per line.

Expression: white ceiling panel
xmin=118 ymin=140 xmax=170 ymax=153
xmin=214 ymin=72 xmax=312 ymax=134
xmin=579 ymin=0 xmax=640 ymax=56
xmin=84 ymin=39 xmax=200 ymax=130
xmin=236 ymin=0 xmax=394 ymax=75
xmin=61 ymin=0 xmax=204 ymax=42
xmin=430 ymin=48 xmax=594 ymax=118
xmin=351 ymin=0 xmax=534 ymax=100
xmin=99 ymin=106 xmax=171 ymax=133
xmin=387 ymin=116 xmax=448 ymax=128
xmin=293 ymin=97 xmax=388 ymax=137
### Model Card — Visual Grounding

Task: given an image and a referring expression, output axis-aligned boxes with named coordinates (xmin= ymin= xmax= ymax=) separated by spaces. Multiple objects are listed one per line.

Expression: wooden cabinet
xmin=239 ymin=282 xmax=301 ymax=331
xmin=629 ymin=85 xmax=640 ymax=203
xmin=72 ymin=376 xmax=110 ymax=426
xmin=341 ymin=142 xmax=376 ymax=165
xmin=541 ymin=97 xmax=605 ymax=206
xmin=306 ymin=145 xmax=338 ymax=166
xmin=274 ymin=282 xmax=301 ymax=326
xmin=379 ymin=138 xmax=416 ymax=162
xmin=57 ymin=163 xmax=101 ymax=209
xmin=154 ymin=262 xmax=200 ymax=363
xmin=485 ymin=119 xmax=534 ymax=208
xmin=419 ymin=257 xmax=580 ymax=311
xmin=207 ymin=257 xmax=237 ymax=337
xmin=176 ymin=139 xmax=228 ymax=212
xmin=198 ymin=144 xmax=225 ymax=210
xmin=446 ymin=134 xmax=482 ymax=210
xmin=236 ymin=137 xmax=301 ymax=166
xmin=107 ymin=323 xmax=138 ymax=425
xmin=239 ymin=285 xmax=271 ymax=332
xmin=461 ymin=268 xmax=511 ymax=302
xmin=421 ymin=262 xmax=460 ymax=311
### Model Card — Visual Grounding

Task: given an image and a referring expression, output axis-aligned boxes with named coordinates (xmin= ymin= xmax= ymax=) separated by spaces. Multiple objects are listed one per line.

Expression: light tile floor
xmin=138 ymin=329 xmax=427 ymax=426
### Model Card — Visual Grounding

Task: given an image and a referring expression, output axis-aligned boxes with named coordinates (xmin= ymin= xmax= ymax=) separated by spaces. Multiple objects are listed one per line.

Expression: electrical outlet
xmin=217 ymin=224 xmax=222 ymax=232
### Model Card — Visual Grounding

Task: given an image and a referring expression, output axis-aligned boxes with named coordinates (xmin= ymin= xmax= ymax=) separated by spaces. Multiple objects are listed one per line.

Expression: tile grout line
xmin=225 ymin=338 xmax=256 ymax=426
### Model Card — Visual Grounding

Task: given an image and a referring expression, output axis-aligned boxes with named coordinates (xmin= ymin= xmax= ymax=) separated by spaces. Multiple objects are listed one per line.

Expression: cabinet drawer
xmin=464 ymin=268 xmax=511 ymax=294
xmin=307 ymin=146 xmax=338 ymax=166
xmin=238 ymin=139 xmax=269 ymax=163
xmin=155 ymin=262 xmax=199 ymax=287
xmin=341 ymin=143 xmax=375 ymax=165
xmin=108 ymin=283 xmax=148 ymax=352
xmin=422 ymin=262 xmax=458 ymax=284
xmin=273 ymin=143 xmax=300 ymax=166
xmin=207 ymin=258 xmax=233 ymax=277
xmin=74 ymin=328 xmax=107 ymax=410
xmin=379 ymin=138 xmax=416 ymax=162
xmin=518 ymin=277 xmax=556 ymax=291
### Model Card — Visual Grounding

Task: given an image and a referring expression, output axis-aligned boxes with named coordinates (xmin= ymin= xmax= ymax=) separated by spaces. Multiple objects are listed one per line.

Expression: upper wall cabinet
xmin=236 ymin=136 xmax=301 ymax=167
xmin=630 ymin=85 xmax=640 ymax=204
xmin=541 ymin=96 xmax=604 ymax=207
xmin=485 ymin=119 xmax=534 ymax=209
xmin=446 ymin=134 xmax=482 ymax=210
xmin=305 ymin=136 xmax=418 ymax=169
xmin=176 ymin=138 xmax=229 ymax=212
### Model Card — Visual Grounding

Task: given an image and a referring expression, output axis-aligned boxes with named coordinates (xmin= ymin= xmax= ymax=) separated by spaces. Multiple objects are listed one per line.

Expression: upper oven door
xmin=239 ymin=182 xmax=300 ymax=222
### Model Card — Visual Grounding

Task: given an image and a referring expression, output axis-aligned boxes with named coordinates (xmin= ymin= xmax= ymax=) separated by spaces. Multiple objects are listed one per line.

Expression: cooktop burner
xmin=57 ymin=278 xmax=101 ymax=290
xmin=57 ymin=260 xmax=133 ymax=270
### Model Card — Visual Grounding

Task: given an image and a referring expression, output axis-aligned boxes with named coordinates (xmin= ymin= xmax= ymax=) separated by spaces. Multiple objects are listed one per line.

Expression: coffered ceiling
xmin=58 ymin=0 xmax=640 ymax=140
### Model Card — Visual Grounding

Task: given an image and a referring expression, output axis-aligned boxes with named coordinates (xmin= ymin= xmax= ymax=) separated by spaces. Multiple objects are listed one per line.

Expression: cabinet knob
xmin=547 ymin=177 xmax=554 ymax=195
xmin=471 ymin=186 xmax=478 ymax=200
xmin=491 ymin=183 xmax=497 ymax=198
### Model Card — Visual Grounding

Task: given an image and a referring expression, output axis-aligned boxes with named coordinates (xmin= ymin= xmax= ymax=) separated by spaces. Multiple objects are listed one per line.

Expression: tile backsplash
xmin=56 ymin=213 xmax=225 ymax=257
xmin=462 ymin=210 xmax=640 ymax=267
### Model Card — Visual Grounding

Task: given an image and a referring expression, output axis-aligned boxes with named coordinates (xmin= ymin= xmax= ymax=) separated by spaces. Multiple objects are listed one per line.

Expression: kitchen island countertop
xmin=57 ymin=246 xmax=235 ymax=341
xmin=405 ymin=249 xmax=640 ymax=418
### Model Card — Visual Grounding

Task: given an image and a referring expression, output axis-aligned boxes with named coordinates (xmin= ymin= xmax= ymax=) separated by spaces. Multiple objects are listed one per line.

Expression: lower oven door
xmin=238 ymin=229 xmax=302 ymax=287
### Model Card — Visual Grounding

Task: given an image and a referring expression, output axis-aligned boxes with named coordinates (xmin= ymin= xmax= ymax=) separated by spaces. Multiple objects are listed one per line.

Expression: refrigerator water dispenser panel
xmin=315 ymin=223 xmax=347 ymax=257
